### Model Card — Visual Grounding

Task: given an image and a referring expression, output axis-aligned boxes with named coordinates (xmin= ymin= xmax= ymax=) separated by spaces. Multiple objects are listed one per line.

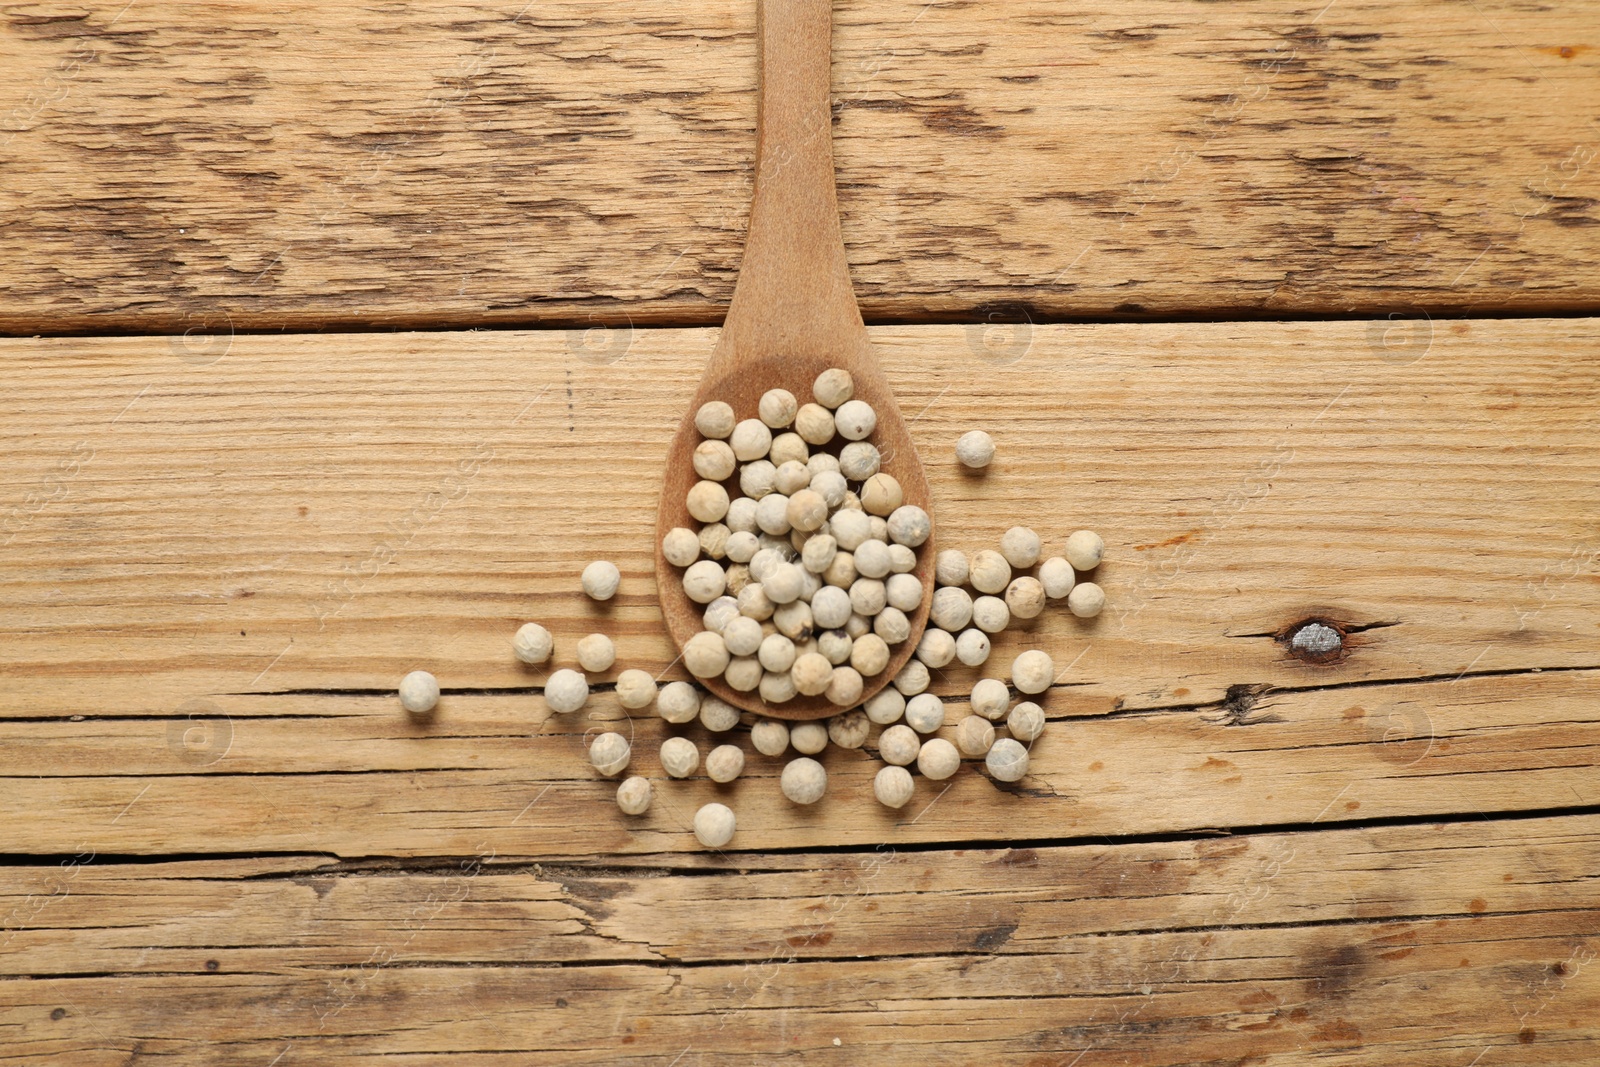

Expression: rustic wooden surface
xmin=2 ymin=0 xmax=1599 ymax=333
xmin=2 ymin=324 xmax=1597 ymax=1061
xmin=3 ymin=2 xmax=1599 ymax=1063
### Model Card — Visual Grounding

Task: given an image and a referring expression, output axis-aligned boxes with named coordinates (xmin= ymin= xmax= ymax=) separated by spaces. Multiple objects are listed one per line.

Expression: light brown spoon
xmin=655 ymin=0 xmax=933 ymax=721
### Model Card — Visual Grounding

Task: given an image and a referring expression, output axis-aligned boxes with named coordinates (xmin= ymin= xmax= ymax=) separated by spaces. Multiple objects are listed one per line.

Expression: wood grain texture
xmin=1 ymin=322 xmax=1595 ymax=856
xmin=2 ymin=1 xmax=1598 ymax=334
xmin=2 ymin=817 xmax=1595 ymax=1062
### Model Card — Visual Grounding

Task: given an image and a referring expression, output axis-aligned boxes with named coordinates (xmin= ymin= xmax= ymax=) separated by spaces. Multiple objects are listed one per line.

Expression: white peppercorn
xmin=955 ymin=430 xmax=995 ymax=469
xmin=724 ymin=655 xmax=762 ymax=691
xmin=797 ymin=566 xmax=823 ymax=602
xmin=758 ymin=633 xmax=797 ymax=673
xmin=693 ymin=802 xmax=736 ymax=847
xmin=801 ymin=533 xmax=838 ymax=574
xmin=399 ymin=670 xmax=439 ymax=715
xmin=786 ymin=489 xmax=828 ymax=532
xmin=1068 ymin=582 xmax=1106 ymax=618
xmin=755 ymin=493 xmax=792 ymax=536
xmin=834 ymin=398 xmax=877 ymax=441
xmin=873 ymin=606 xmax=911 ymax=645
xmin=829 ymin=509 xmax=871 ymax=552
xmin=589 ymin=732 xmax=631 ymax=776
xmin=581 ymin=560 xmax=622 ymax=601
xmin=682 ymin=559 xmax=727 ymax=605
xmin=807 ymin=452 xmax=841 ymax=478
xmin=1064 ymin=529 xmax=1105 ymax=571
xmin=699 ymin=522 xmax=731 ymax=561
xmin=930 ymin=587 xmax=973 ymax=631
xmin=853 ymin=538 xmax=892 ymax=579
xmin=917 ymin=738 xmax=961 ymax=781
xmin=889 ymin=544 xmax=917 ymax=574
xmin=786 ymin=721 xmax=827 ymax=756
xmin=813 ymin=367 xmax=854 ymax=408
xmin=868 ymin=515 xmax=890 ymax=543
xmin=660 ymin=736 xmax=700 ymax=778
xmin=736 ymin=582 xmax=775 ymax=621
xmin=577 ymin=633 xmax=616 ymax=673
xmin=684 ymin=631 xmax=730 ymax=678
xmin=986 ymin=737 xmax=1029 ymax=782
xmin=512 ymin=622 xmax=554 ymax=666
xmin=1011 ymin=649 xmax=1055 ymax=695
xmin=809 ymin=470 xmax=848 ymax=509
xmin=686 ymin=480 xmax=730 ymax=524
xmin=768 ymin=603 xmax=808 ymax=645
xmin=695 ymin=400 xmax=736 ymax=439
xmin=999 ymin=526 xmax=1042 ymax=569
xmin=864 ymin=688 xmax=906 ymax=725
xmin=878 ymin=724 xmax=921 ymax=766
xmin=791 ymin=652 xmax=834 ymax=696
xmin=739 ymin=459 xmax=777 ymax=500
xmin=823 ymin=551 xmax=857 ymax=589
xmin=763 ymin=562 xmax=804 ymax=604
xmin=849 ymin=578 xmax=887 ymax=617
xmin=705 ymin=743 xmax=745 ymax=783
xmin=916 ymin=627 xmax=956 ymax=668
xmin=894 ymin=659 xmax=930 ymax=696
xmin=544 ymin=669 xmax=589 ymax=714
xmin=970 ymin=677 xmax=1010 ymax=720
xmin=827 ymin=708 xmax=870 ymax=748
xmin=955 ymin=715 xmax=995 ymax=756
xmin=769 ymin=431 xmax=809 ymax=467
xmin=887 ymin=505 xmax=931 ymax=548
xmin=874 ymin=765 xmax=915 ymax=808
xmin=751 ymin=718 xmax=790 ymax=756
xmin=759 ymin=387 xmax=798 ymax=428
xmin=825 ymin=664 xmax=865 ymax=707
xmin=773 ymin=459 xmax=810 ymax=495
xmin=721 ymin=616 xmax=764 ymax=658
xmin=722 ymin=531 xmax=759 ymax=565
xmin=971 ymin=595 xmax=1010 ymax=634
xmin=730 ymin=418 xmax=773 ymax=461
xmin=818 ymin=629 xmax=853 ymax=666
xmin=850 ymin=633 xmax=890 ymax=676
xmin=1006 ymin=577 xmax=1046 ymax=620
xmin=969 ymin=550 xmax=1011 ymax=594
xmin=805 ymin=585 xmax=849 ymax=631
xmin=955 ymin=628 xmax=991 ymax=667
xmin=759 ymin=669 xmax=798 ymax=704
xmin=616 ymin=776 xmax=652 ymax=815
xmin=656 ymin=680 xmax=700 ymax=724
xmin=1007 ymin=701 xmax=1046 ymax=743
xmin=693 ymin=438 xmax=737 ymax=481
xmin=885 ymin=572 xmax=923 ymax=613
xmin=904 ymin=693 xmax=945 ymax=734
xmin=844 ymin=612 xmax=871 ymax=639
xmin=838 ymin=441 xmax=881 ymax=481
xmin=794 ymin=402 xmax=836 ymax=445
xmin=662 ymin=527 xmax=701 ymax=567
xmin=748 ymin=547 xmax=784 ymax=584
xmin=616 ymin=669 xmax=657 ymax=709
xmin=703 ymin=596 xmax=740 ymax=636
xmin=781 ymin=757 xmax=828 ymax=804
xmin=935 ymin=549 xmax=969 ymax=587
xmin=726 ymin=496 xmax=759 ymax=533
xmin=860 ymin=473 xmax=902 ymax=515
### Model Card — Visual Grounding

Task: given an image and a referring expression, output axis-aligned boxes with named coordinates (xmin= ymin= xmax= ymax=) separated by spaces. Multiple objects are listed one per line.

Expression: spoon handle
xmin=722 ymin=0 xmax=863 ymax=361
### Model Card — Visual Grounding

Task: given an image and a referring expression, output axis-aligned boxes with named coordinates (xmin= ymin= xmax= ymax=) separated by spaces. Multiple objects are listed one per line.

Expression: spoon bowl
xmin=655 ymin=0 xmax=934 ymax=720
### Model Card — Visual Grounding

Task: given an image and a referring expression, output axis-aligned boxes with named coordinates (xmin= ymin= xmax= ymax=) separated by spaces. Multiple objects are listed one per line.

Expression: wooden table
xmin=3 ymin=3 xmax=1597 ymax=1063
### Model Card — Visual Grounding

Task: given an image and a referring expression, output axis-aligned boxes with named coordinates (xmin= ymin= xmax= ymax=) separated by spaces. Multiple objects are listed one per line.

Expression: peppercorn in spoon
xmin=656 ymin=0 xmax=934 ymax=721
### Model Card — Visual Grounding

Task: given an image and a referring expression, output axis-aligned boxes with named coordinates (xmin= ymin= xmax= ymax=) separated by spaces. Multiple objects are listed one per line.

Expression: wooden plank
xmin=2 ymin=1 xmax=1597 ymax=333
xmin=3 ymin=816 xmax=1595 ymax=974
xmin=2 ymin=670 xmax=1597 ymax=855
xmin=2 ymin=909 xmax=1594 ymax=1063
xmin=1 ymin=321 xmax=1597 ymax=854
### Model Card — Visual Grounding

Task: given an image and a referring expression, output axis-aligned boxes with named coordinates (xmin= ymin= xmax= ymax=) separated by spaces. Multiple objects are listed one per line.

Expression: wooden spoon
xmin=655 ymin=0 xmax=934 ymax=721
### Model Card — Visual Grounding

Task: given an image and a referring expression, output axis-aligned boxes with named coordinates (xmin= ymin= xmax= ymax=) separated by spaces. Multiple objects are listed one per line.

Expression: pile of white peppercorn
xmin=661 ymin=368 xmax=932 ymax=709
xmin=399 ymin=412 xmax=1109 ymax=850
